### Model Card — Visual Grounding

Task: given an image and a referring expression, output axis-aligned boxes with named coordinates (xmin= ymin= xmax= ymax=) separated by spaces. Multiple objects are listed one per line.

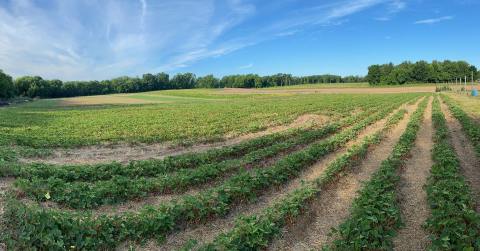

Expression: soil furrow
xmin=267 ymin=98 xmax=422 ymax=251
xmin=440 ymin=98 xmax=480 ymax=212
xmin=120 ymin=99 xmax=422 ymax=251
xmin=392 ymin=97 xmax=433 ymax=251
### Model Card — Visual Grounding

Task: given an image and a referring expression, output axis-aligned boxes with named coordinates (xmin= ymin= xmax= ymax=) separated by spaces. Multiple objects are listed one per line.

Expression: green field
xmin=1 ymin=88 xmax=480 ymax=251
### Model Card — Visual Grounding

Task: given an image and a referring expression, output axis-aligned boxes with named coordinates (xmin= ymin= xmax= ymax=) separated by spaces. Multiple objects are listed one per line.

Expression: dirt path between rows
xmin=118 ymin=98 xmax=423 ymax=251
xmin=0 ymin=177 xmax=14 ymax=251
xmin=268 ymin=98 xmax=423 ymax=251
xmin=440 ymin=99 xmax=480 ymax=212
xmin=21 ymin=114 xmax=328 ymax=165
xmin=392 ymin=97 xmax=433 ymax=250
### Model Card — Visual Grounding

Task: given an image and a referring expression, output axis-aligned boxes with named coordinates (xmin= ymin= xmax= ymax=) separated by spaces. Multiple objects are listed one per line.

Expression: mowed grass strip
xmin=324 ymin=96 xmax=429 ymax=250
xmin=425 ymin=96 xmax=480 ymax=250
xmin=2 ymin=96 xmax=409 ymax=249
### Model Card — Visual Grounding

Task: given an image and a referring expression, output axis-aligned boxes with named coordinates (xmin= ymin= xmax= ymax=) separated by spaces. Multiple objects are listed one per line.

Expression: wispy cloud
xmin=239 ymin=63 xmax=254 ymax=69
xmin=0 ymin=0 xmax=407 ymax=80
xmin=415 ymin=16 xmax=453 ymax=24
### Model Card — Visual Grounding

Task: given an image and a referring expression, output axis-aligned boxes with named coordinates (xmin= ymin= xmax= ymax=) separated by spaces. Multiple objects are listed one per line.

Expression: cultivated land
xmin=1 ymin=85 xmax=480 ymax=250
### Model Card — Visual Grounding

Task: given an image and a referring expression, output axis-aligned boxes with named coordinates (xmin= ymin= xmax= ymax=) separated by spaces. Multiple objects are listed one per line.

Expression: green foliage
xmin=326 ymin=97 xmax=429 ymax=250
xmin=198 ymin=107 xmax=410 ymax=251
xmin=424 ymin=96 xmax=480 ymax=250
xmin=2 ymin=95 xmax=412 ymax=249
xmin=0 ymin=69 xmax=15 ymax=99
xmin=367 ymin=60 xmax=477 ymax=85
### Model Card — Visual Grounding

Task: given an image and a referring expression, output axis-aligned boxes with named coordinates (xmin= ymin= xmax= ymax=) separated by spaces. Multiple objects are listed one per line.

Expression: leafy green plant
xmin=424 ymin=96 xmax=480 ymax=250
xmin=325 ymin=96 xmax=429 ymax=250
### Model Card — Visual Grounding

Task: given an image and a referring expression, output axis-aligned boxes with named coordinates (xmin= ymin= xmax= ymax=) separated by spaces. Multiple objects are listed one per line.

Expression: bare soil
xmin=118 ymin=99 xmax=422 ymax=250
xmin=392 ymin=97 xmax=433 ymax=251
xmin=20 ymin=114 xmax=328 ymax=165
xmin=440 ymin=98 xmax=480 ymax=212
xmin=268 ymin=98 xmax=422 ymax=251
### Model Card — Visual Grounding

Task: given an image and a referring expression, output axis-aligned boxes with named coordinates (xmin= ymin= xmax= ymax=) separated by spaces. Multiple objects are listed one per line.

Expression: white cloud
xmin=415 ymin=16 xmax=454 ymax=24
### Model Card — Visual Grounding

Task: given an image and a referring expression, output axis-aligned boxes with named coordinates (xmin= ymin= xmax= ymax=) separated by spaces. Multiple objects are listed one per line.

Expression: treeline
xmin=0 ymin=70 xmax=365 ymax=99
xmin=367 ymin=60 xmax=479 ymax=85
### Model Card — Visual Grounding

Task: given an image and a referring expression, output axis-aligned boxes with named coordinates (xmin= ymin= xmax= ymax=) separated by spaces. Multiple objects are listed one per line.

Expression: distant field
xmin=0 ymin=89 xmax=422 ymax=148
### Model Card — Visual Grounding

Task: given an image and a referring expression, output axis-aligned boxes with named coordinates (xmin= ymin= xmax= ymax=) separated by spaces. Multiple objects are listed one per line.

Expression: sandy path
xmin=440 ymin=99 xmax=480 ymax=212
xmin=120 ymin=99 xmax=422 ymax=251
xmin=21 ymin=114 xmax=328 ymax=165
xmin=268 ymin=98 xmax=422 ymax=251
xmin=392 ymin=97 xmax=433 ymax=250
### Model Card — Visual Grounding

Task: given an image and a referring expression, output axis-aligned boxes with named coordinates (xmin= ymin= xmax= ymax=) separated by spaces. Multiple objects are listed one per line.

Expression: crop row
xmin=424 ymin=96 xmax=480 ymax=250
xmin=325 ymin=96 xmax=429 ymax=250
xmin=1 ymin=96 xmax=412 ymax=249
xmin=441 ymin=94 xmax=480 ymax=156
xmin=196 ymin=107 xmax=410 ymax=250
xmin=4 ymin=96 xmax=393 ymax=183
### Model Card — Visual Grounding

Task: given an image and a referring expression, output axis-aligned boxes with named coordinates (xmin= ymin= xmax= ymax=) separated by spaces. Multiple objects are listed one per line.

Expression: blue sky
xmin=0 ymin=0 xmax=478 ymax=80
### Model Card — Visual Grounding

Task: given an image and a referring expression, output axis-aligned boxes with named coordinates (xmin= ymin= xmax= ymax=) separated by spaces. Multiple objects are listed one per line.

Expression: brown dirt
xmin=118 ymin=99 xmax=423 ymax=251
xmin=392 ymin=97 xmax=433 ymax=251
xmin=222 ymin=86 xmax=435 ymax=95
xmin=20 ymin=114 xmax=329 ymax=165
xmin=268 ymin=98 xmax=422 ymax=251
xmin=440 ymin=98 xmax=480 ymax=212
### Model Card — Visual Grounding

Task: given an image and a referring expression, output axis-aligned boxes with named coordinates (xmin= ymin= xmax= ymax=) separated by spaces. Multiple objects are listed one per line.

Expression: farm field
xmin=1 ymin=88 xmax=480 ymax=250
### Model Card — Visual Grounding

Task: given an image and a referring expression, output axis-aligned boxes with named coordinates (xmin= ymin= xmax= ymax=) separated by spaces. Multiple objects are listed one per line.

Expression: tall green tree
xmin=0 ymin=70 xmax=15 ymax=99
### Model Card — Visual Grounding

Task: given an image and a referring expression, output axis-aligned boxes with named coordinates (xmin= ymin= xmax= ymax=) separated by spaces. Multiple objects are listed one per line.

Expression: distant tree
xmin=170 ymin=73 xmax=197 ymax=89
xmin=0 ymin=70 xmax=15 ymax=99
xmin=197 ymin=75 xmax=220 ymax=88
xmin=367 ymin=65 xmax=382 ymax=84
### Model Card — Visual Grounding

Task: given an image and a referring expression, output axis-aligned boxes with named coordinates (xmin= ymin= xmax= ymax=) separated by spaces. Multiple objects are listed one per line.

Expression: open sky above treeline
xmin=0 ymin=0 xmax=479 ymax=80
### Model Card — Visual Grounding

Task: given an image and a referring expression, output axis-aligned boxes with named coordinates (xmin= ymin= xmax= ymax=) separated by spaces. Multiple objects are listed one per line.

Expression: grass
xmin=447 ymin=92 xmax=480 ymax=119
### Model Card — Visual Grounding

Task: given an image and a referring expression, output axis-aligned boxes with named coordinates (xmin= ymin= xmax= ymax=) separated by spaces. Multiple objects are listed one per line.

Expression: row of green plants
xmin=441 ymin=94 xmax=480 ymax=157
xmin=3 ymin=97 xmax=393 ymax=183
xmin=1 ymin=95 xmax=412 ymax=249
xmin=14 ymin=99 xmax=407 ymax=209
xmin=325 ymin=96 xmax=429 ymax=250
xmin=195 ymin=106 xmax=410 ymax=250
xmin=424 ymin=96 xmax=480 ymax=249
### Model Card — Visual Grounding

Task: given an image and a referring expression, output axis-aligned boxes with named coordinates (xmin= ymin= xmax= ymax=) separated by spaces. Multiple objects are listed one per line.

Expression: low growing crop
xmin=424 ymin=96 xmax=480 ymax=249
xmin=326 ymin=96 xmax=429 ymax=250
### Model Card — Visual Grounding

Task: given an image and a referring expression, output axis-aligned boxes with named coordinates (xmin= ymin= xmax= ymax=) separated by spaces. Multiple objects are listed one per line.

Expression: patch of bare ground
xmin=116 ymin=99 xmax=423 ymax=251
xmin=20 ymin=114 xmax=329 ymax=165
xmin=268 ymin=98 xmax=423 ymax=251
xmin=440 ymin=98 xmax=480 ymax=212
xmin=0 ymin=178 xmax=14 ymax=251
xmin=392 ymin=97 xmax=433 ymax=251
